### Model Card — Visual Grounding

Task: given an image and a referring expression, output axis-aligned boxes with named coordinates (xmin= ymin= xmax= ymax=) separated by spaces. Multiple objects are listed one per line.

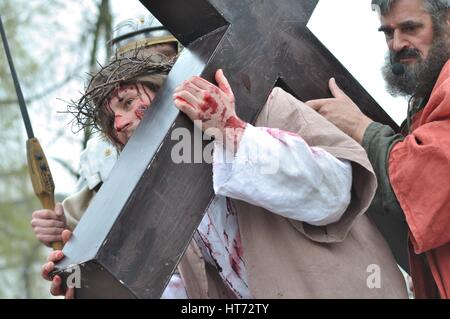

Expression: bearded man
xmin=306 ymin=0 xmax=450 ymax=299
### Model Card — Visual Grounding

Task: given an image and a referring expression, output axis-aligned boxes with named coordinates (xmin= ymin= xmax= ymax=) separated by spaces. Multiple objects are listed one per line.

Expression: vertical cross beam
xmin=55 ymin=0 xmax=397 ymax=298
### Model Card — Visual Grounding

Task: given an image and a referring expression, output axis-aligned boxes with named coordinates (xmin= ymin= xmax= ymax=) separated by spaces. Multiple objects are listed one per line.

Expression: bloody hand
xmin=173 ymin=69 xmax=247 ymax=153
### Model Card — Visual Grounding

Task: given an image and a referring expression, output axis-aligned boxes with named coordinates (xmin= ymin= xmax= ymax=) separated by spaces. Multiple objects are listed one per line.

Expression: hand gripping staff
xmin=0 ymin=16 xmax=62 ymax=250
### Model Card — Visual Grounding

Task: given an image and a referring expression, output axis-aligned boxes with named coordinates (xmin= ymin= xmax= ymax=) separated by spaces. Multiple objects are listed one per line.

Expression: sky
xmin=33 ymin=0 xmax=408 ymax=195
xmin=309 ymin=0 xmax=407 ymax=122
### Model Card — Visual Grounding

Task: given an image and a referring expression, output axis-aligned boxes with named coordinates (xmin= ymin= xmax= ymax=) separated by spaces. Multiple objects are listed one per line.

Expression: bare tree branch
xmin=0 ymin=69 xmax=81 ymax=107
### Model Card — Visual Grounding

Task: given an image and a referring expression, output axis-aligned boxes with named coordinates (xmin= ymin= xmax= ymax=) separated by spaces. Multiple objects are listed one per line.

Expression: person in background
xmin=306 ymin=0 xmax=450 ymax=298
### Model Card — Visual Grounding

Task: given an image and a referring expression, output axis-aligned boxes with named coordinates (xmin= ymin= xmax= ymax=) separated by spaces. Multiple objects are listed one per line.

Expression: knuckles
xmin=202 ymin=91 xmax=211 ymax=100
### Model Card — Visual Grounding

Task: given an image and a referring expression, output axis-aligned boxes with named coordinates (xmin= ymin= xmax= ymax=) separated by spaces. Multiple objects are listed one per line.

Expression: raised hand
xmin=306 ymin=78 xmax=373 ymax=144
xmin=173 ymin=69 xmax=247 ymax=152
xmin=40 ymin=230 xmax=74 ymax=299
xmin=31 ymin=203 xmax=67 ymax=247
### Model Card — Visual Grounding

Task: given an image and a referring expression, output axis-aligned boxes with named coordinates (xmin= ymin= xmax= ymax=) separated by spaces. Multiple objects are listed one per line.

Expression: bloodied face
xmin=107 ymin=83 xmax=156 ymax=145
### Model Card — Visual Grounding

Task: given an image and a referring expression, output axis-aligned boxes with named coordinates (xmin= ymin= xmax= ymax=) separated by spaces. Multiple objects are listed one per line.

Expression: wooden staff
xmin=0 ymin=16 xmax=62 ymax=250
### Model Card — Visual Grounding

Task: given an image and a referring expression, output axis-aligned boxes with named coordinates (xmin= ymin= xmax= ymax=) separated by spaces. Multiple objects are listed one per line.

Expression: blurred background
xmin=0 ymin=0 xmax=407 ymax=298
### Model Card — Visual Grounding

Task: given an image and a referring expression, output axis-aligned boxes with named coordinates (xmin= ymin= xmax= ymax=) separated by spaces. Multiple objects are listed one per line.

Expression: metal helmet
xmin=109 ymin=14 xmax=179 ymax=56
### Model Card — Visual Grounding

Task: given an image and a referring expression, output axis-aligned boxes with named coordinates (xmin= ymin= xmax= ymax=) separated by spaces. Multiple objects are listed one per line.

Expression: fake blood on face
xmin=135 ymin=106 xmax=146 ymax=120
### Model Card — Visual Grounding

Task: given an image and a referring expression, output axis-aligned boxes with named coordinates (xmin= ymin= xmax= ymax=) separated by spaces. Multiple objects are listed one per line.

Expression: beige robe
xmin=63 ymin=87 xmax=408 ymax=299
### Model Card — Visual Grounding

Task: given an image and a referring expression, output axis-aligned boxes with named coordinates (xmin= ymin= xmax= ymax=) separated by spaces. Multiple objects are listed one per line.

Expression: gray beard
xmin=382 ymin=35 xmax=450 ymax=99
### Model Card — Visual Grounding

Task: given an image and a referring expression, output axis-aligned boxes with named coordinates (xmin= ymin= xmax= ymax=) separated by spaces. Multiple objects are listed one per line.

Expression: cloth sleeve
xmin=62 ymin=186 xmax=96 ymax=231
xmin=213 ymin=124 xmax=352 ymax=226
xmin=362 ymin=122 xmax=406 ymax=220
xmin=362 ymin=122 xmax=410 ymax=272
xmin=388 ymin=120 xmax=450 ymax=253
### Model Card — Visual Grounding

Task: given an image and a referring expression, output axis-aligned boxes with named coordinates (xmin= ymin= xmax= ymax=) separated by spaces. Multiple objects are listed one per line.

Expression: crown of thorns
xmin=67 ymin=52 xmax=173 ymax=134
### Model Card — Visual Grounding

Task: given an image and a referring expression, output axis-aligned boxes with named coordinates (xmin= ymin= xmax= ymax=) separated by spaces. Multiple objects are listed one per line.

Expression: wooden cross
xmin=55 ymin=0 xmax=399 ymax=298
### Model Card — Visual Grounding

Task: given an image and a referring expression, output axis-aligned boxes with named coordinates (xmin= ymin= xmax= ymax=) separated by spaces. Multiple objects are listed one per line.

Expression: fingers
xmin=215 ymin=69 xmax=234 ymax=101
xmin=175 ymin=74 xmax=228 ymax=102
xmin=32 ymin=209 xmax=66 ymax=246
xmin=50 ymin=273 xmax=75 ymax=298
xmin=173 ymin=90 xmax=203 ymax=109
xmin=32 ymin=209 xmax=63 ymax=221
xmin=174 ymin=80 xmax=202 ymax=94
xmin=41 ymin=261 xmax=55 ymax=281
xmin=306 ymin=78 xmax=350 ymax=110
xmin=43 ymin=250 xmax=64 ymax=285
xmin=31 ymin=218 xmax=65 ymax=229
xmin=32 ymin=206 xmax=66 ymax=233
xmin=174 ymin=72 xmax=234 ymax=125
xmin=174 ymin=97 xmax=199 ymax=120
xmin=54 ymin=203 xmax=65 ymax=221
xmin=34 ymin=226 xmax=65 ymax=235
xmin=50 ymin=275 xmax=64 ymax=296
xmin=43 ymin=247 xmax=73 ymax=297
xmin=61 ymin=229 xmax=72 ymax=244
xmin=177 ymin=71 xmax=234 ymax=100
xmin=65 ymin=287 xmax=75 ymax=299
xmin=31 ymin=207 xmax=66 ymax=247
xmin=190 ymin=76 xmax=215 ymax=91
xmin=328 ymin=78 xmax=348 ymax=99
xmin=47 ymin=250 xmax=64 ymax=262
xmin=305 ymin=98 xmax=334 ymax=111
xmin=174 ymin=80 xmax=210 ymax=112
